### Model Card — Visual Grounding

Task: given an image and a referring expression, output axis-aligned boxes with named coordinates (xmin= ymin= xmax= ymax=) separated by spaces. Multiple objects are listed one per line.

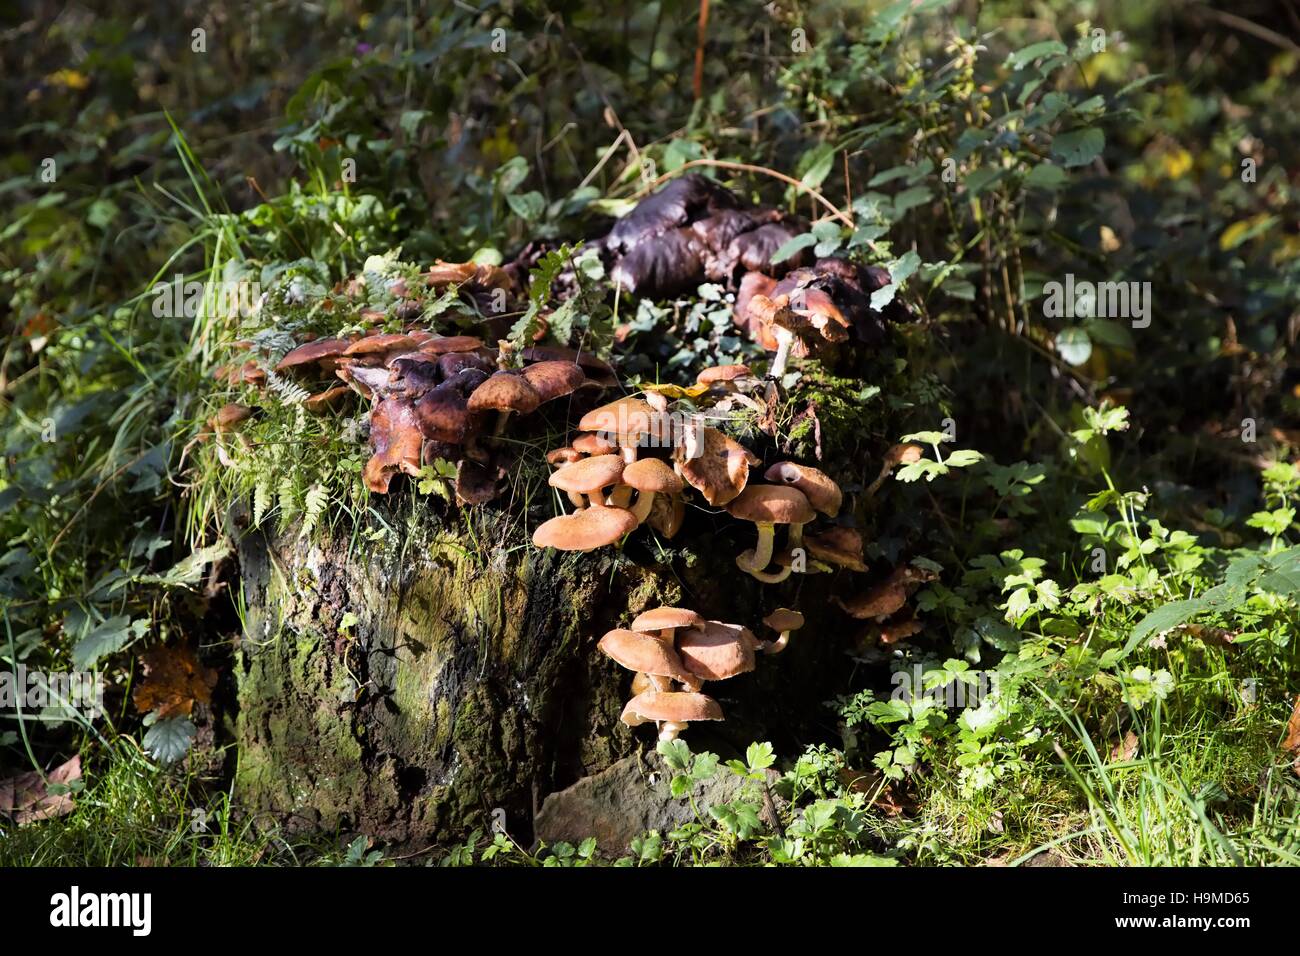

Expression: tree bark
xmin=230 ymin=502 xmax=860 ymax=847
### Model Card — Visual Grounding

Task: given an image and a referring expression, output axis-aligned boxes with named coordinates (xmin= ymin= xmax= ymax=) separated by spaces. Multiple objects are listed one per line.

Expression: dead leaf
xmin=0 ymin=755 xmax=81 ymax=825
xmin=1110 ymin=730 xmax=1140 ymax=763
xmin=133 ymin=643 xmax=217 ymax=719
xmin=1284 ymin=694 xmax=1300 ymax=777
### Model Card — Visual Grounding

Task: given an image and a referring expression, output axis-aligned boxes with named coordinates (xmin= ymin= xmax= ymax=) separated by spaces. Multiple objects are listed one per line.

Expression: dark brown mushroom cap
xmin=631 ymin=607 xmax=704 ymax=633
xmin=723 ymin=220 xmax=810 ymax=275
xmin=548 ymin=454 xmax=625 ymax=494
xmin=387 ymin=357 xmax=442 ymax=398
xmin=677 ymin=621 xmax=757 ymax=682
xmin=696 ymin=364 xmax=753 ymax=386
xmin=597 ymin=629 xmax=694 ymax=681
xmin=303 ymin=386 xmax=353 ymax=415
xmin=455 ymin=458 xmax=501 ymax=505
xmin=609 ymin=228 xmax=706 ymax=298
xmin=764 ymin=462 xmax=842 ymax=518
xmin=531 ymin=505 xmax=638 ymax=551
xmin=675 ymin=427 xmax=752 ymax=506
xmin=364 ymin=397 xmax=424 ymax=493
xmin=805 ymin=526 xmax=867 ymax=571
xmin=603 ymin=174 xmax=740 ymax=256
xmin=437 ymin=350 xmax=495 ymax=379
xmin=834 ymin=574 xmax=910 ymax=620
xmin=620 ymin=690 xmax=724 ymax=725
xmin=442 ymin=367 xmax=490 ymax=395
xmin=621 ymin=457 xmax=683 ymax=494
xmin=726 ymin=485 xmax=815 ymax=525
xmin=521 ymin=360 xmax=586 ymax=403
xmin=520 ymin=345 xmax=615 ymax=377
xmin=415 ymin=382 xmax=476 ymax=444
xmin=419 ymin=335 xmax=486 ymax=355
xmin=275 ymin=337 xmax=353 ymax=374
xmin=763 ymin=608 xmax=805 ymax=632
xmin=467 ymin=371 xmax=540 ymax=415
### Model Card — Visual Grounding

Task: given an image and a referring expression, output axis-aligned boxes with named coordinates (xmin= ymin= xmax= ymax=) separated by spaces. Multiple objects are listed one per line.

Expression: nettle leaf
xmin=143 ymin=714 xmax=196 ymax=764
xmin=1051 ymin=127 xmax=1105 ymax=167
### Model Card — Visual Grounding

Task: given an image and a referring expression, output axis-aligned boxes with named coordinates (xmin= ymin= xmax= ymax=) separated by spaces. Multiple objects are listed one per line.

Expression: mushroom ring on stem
xmin=726 ymin=485 xmax=815 ymax=583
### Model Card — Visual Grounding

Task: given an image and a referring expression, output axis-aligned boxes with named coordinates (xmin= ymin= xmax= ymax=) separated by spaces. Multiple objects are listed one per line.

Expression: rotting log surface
xmin=230 ymin=502 xmax=864 ymax=848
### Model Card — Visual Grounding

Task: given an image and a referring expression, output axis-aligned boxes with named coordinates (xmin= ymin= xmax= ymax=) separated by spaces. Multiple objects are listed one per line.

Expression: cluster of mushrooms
xmin=210 ymin=173 xmax=933 ymax=744
xmin=598 ymin=605 xmax=805 ymax=741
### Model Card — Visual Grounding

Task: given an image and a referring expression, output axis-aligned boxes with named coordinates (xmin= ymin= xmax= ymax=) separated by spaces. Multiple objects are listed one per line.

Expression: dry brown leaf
xmin=1110 ymin=730 xmax=1140 ymax=763
xmin=0 ymin=755 xmax=81 ymax=825
xmin=133 ymin=643 xmax=217 ymax=719
xmin=1284 ymin=694 xmax=1300 ymax=777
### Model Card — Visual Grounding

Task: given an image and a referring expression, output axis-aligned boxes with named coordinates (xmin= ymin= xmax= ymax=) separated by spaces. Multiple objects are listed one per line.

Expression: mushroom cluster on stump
xmin=600 ymin=606 xmax=763 ymax=741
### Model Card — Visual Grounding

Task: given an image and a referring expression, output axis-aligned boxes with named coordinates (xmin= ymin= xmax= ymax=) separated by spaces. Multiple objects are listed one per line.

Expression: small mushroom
xmin=676 ymin=621 xmax=758 ymax=689
xmin=620 ymin=689 xmax=724 ymax=741
xmin=573 ymin=433 xmax=617 ymax=456
xmin=674 ymin=426 xmax=753 ymax=506
xmin=303 ymin=385 xmax=354 ymax=415
xmin=598 ymin=628 xmax=694 ymax=693
xmin=343 ymin=333 xmax=420 ymax=364
xmin=578 ymin=397 xmax=668 ymax=463
xmin=546 ymin=446 xmax=583 ymax=467
xmin=418 ymin=335 xmax=487 ymax=356
xmin=548 ymin=454 xmax=625 ymax=510
xmin=726 ymin=485 xmax=815 ymax=583
xmin=630 ymin=607 xmax=705 ymax=652
xmin=531 ymin=505 xmax=638 ymax=551
xmin=866 ymin=443 xmax=925 ymax=497
xmin=804 ymin=526 xmax=868 ymax=572
xmin=275 ymin=337 xmax=353 ymax=376
xmin=467 ymin=370 xmax=541 ymax=437
xmin=521 ymin=360 xmax=587 ymax=405
xmin=834 ymin=565 xmax=934 ymax=620
xmin=455 ymin=458 xmax=502 ymax=505
xmin=210 ymin=403 xmax=254 ymax=434
xmin=761 ymin=608 xmax=805 ymax=655
xmin=618 ymin=458 xmax=684 ymax=523
xmin=764 ymin=462 xmax=842 ymax=519
xmin=879 ymin=614 xmax=923 ymax=645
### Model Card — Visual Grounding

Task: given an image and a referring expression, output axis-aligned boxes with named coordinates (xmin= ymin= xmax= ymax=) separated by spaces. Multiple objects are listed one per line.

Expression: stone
xmin=534 ymin=752 xmax=783 ymax=856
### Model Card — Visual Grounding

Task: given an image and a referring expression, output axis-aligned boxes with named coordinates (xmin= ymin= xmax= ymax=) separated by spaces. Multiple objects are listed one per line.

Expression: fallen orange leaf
xmin=133 ymin=643 xmax=217 ymax=719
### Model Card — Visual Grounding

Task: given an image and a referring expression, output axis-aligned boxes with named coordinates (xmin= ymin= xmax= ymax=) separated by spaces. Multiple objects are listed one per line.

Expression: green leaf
xmin=1007 ymin=40 xmax=1069 ymax=70
xmin=1055 ymin=326 xmax=1093 ymax=366
xmin=771 ymin=232 xmax=818 ymax=264
xmin=72 ymin=616 xmax=146 ymax=670
xmin=136 ymin=540 xmax=232 ymax=588
xmin=506 ymin=190 xmax=545 ymax=222
xmin=1051 ymin=127 xmax=1105 ymax=168
xmin=143 ymin=715 xmax=196 ymax=764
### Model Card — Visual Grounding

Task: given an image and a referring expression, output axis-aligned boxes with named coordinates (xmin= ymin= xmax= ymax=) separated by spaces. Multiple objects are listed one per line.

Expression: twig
xmin=634 ymin=158 xmax=855 ymax=228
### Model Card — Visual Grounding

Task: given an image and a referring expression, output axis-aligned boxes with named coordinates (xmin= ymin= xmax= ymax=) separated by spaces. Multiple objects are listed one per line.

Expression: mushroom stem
xmin=492 ymin=409 xmax=512 ymax=438
xmin=750 ymin=523 xmax=776 ymax=570
xmin=609 ymin=484 xmax=634 ymax=509
xmin=630 ymin=489 xmax=657 ymax=524
xmin=648 ymin=673 xmax=673 ymax=693
xmin=567 ymin=490 xmax=587 ymax=510
xmin=764 ymin=631 xmax=793 ymax=654
xmin=736 ymin=551 xmax=793 ymax=584
xmin=658 ymin=720 xmax=688 ymax=742
xmin=769 ymin=328 xmax=794 ymax=379
xmin=865 ymin=462 xmax=892 ymax=498
xmin=620 ymin=442 xmax=639 ymax=464
xmin=788 ymin=522 xmax=805 ymax=551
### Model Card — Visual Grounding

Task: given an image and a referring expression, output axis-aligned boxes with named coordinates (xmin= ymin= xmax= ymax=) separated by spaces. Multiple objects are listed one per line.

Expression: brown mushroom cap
xmin=211 ymin=403 xmax=254 ymax=433
xmin=467 ymin=371 xmax=541 ymax=415
xmin=572 ymin=433 xmax=617 ymax=456
xmin=548 ymin=454 xmax=625 ymax=494
xmin=804 ymin=526 xmax=867 ymax=571
xmin=886 ymin=443 xmax=925 ymax=467
xmin=597 ymin=629 xmax=694 ymax=682
xmin=275 ymin=337 xmax=353 ymax=374
xmin=835 ymin=574 xmax=910 ymax=620
xmin=726 ymin=485 xmax=815 ymax=525
xmin=418 ymin=335 xmax=486 ymax=355
xmin=696 ymin=364 xmax=753 ymax=386
xmin=335 ymin=362 xmax=392 ymax=400
xmin=763 ymin=608 xmax=805 ymax=632
xmin=521 ymin=360 xmax=586 ymax=403
xmin=879 ymin=615 xmax=923 ymax=645
xmin=531 ymin=505 xmax=638 ymax=551
xmin=764 ymin=462 xmax=842 ymax=518
xmin=363 ymin=397 xmax=424 ymax=493
xmin=647 ymin=495 xmax=686 ymax=539
xmin=677 ymin=621 xmax=757 ymax=682
xmin=415 ymin=382 xmax=476 ymax=444
xmin=620 ymin=690 xmax=724 ymax=726
xmin=621 ymin=457 xmax=683 ymax=494
xmin=455 ymin=458 xmax=501 ymax=505
xmin=521 ymin=345 xmax=615 ymax=378
xmin=546 ymin=447 xmax=583 ymax=466
xmin=344 ymin=334 xmax=419 ymax=359
xmin=675 ymin=427 xmax=752 ymax=506
xmin=303 ymin=386 xmax=353 ymax=415
xmin=631 ymin=607 xmax=705 ymax=633
xmin=578 ymin=397 xmax=665 ymax=442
